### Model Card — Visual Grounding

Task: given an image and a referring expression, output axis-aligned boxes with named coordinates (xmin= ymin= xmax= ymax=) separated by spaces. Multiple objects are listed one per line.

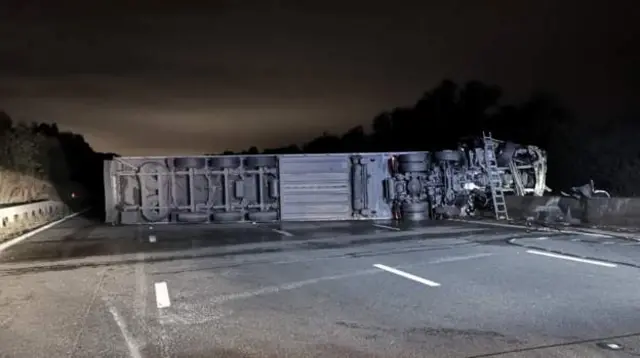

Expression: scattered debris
xmin=560 ymin=179 xmax=610 ymax=199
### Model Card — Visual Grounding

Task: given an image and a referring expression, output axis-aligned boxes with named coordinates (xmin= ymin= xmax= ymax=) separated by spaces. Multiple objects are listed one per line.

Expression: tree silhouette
xmin=231 ymin=79 xmax=637 ymax=196
xmin=302 ymin=132 xmax=343 ymax=153
xmin=262 ymin=144 xmax=301 ymax=154
xmin=0 ymin=111 xmax=12 ymax=133
xmin=0 ymin=112 xmax=113 ymax=218
xmin=340 ymin=126 xmax=368 ymax=152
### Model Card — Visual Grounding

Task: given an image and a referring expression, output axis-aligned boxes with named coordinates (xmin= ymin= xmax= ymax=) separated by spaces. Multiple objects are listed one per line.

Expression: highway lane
xmin=510 ymin=234 xmax=640 ymax=267
xmin=0 ymin=216 xmax=639 ymax=357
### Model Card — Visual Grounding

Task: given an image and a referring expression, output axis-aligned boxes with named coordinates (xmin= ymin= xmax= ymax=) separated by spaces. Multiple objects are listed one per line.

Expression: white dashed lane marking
xmin=154 ymin=282 xmax=172 ymax=308
xmin=373 ymin=264 xmax=441 ymax=287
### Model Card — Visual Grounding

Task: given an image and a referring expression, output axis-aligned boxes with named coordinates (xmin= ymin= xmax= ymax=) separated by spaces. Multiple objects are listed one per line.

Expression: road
xmin=1 ymin=216 xmax=640 ymax=357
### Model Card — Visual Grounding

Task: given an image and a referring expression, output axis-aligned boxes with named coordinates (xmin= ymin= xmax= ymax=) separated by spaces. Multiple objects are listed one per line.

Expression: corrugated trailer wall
xmin=278 ymin=155 xmax=353 ymax=221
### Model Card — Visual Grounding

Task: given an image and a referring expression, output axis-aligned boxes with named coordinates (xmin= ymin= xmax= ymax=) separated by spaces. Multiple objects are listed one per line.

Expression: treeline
xmin=0 ymin=111 xmax=112 ymax=212
xmin=229 ymin=80 xmax=639 ymax=196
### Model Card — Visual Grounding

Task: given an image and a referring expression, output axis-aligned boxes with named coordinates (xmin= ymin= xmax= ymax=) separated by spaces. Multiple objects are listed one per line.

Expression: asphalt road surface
xmin=1 ymin=216 xmax=640 ymax=358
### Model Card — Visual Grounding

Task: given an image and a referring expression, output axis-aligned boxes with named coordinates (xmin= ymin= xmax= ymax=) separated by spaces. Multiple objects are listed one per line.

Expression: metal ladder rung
xmin=483 ymin=131 xmax=509 ymax=220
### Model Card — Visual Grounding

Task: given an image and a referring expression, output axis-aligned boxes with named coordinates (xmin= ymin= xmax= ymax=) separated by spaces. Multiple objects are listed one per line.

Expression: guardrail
xmin=0 ymin=200 xmax=71 ymax=240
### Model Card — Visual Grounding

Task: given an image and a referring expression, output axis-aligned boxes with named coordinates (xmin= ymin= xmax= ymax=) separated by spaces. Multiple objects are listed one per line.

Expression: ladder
xmin=482 ymin=131 xmax=510 ymax=220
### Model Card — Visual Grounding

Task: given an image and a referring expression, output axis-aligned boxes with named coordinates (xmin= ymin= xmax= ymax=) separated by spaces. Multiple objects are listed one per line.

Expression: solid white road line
xmin=0 ymin=208 xmax=90 ymax=253
xmin=272 ymin=229 xmax=294 ymax=237
xmin=449 ymin=218 xmax=614 ymax=238
xmin=154 ymin=282 xmax=172 ymax=308
xmin=373 ymin=264 xmax=441 ymax=287
xmin=526 ymin=250 xmax=617 ymax=268
xmin=148 ymin=235 xmax=157 ymax=243
xmin=107 ymin=303 xmax=143 ymax=358
xmin=569 ymin=231 xmax=615 ymax=238
xmin=373 ymin=224 xmax=401 ymax=231
xmin=537 ymin=237 xmax=549 ymax=240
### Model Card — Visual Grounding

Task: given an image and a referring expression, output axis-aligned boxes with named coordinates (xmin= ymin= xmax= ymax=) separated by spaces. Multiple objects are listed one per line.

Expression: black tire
xmin=402 ymin=211 xmax=430 ymax=221
xmin=397 ymin=153 xmax=429 ymax=173
xmin=398 ymin=152 xmax=429 ymax=163
xmin=247 ymin=210 xmax=279 ymax=222
xmin=399 ymin=161 xmax=429 ymax=173
xmin=434 ymin=150 xmax=462 ymax=162
xmin=141 ymin=207 xmax=170 ymax=222
xmin=176 ymin=212 xmax=209 ymax=223
xmin=402 ymin=201 xmax=429 ymax=213
xmin=401 ymin=200 xmax=431 ymax=221
xmin=209 ymin=156 xmax=240 ymax=169
xmin=173 ymin=157 xmax=206 ymax=169
xmin=245 ymin=156 xmax=277 ymax=169
xmin=212 ymin=211 xmax=244 ymax=222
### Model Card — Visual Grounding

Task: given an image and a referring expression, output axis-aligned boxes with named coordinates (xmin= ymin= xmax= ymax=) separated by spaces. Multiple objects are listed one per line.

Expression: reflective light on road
xmin=597 ymin=342 xmax=623 ymax=350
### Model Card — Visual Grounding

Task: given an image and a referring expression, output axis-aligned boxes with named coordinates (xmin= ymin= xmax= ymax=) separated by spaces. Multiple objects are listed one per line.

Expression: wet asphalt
xmin=1 ymin=215 xmax=640 ymax=357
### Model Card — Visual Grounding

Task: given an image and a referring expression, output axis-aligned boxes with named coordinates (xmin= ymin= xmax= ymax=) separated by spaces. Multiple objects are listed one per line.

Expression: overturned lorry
xmin=103 ymin=134 xmax=548 ymax=224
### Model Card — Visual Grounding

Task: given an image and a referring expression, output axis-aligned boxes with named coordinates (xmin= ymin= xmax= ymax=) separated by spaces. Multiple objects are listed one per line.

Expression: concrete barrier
xmin=0 ymin=200 xmax=71 ymax=240
xmin=504 ymin=196 xmax=553 ymax=220
xmin=504 ymin=196 xmax=640 ymax=227
xmin=585 ymin=197 xmax=640 ymax=227
xmin=505 ymin=196 xmax=582 ymax=223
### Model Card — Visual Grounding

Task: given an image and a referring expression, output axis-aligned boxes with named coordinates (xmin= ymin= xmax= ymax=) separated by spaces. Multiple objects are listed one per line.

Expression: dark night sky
xmin=0 ymin=1 xmax=637 ymax=156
